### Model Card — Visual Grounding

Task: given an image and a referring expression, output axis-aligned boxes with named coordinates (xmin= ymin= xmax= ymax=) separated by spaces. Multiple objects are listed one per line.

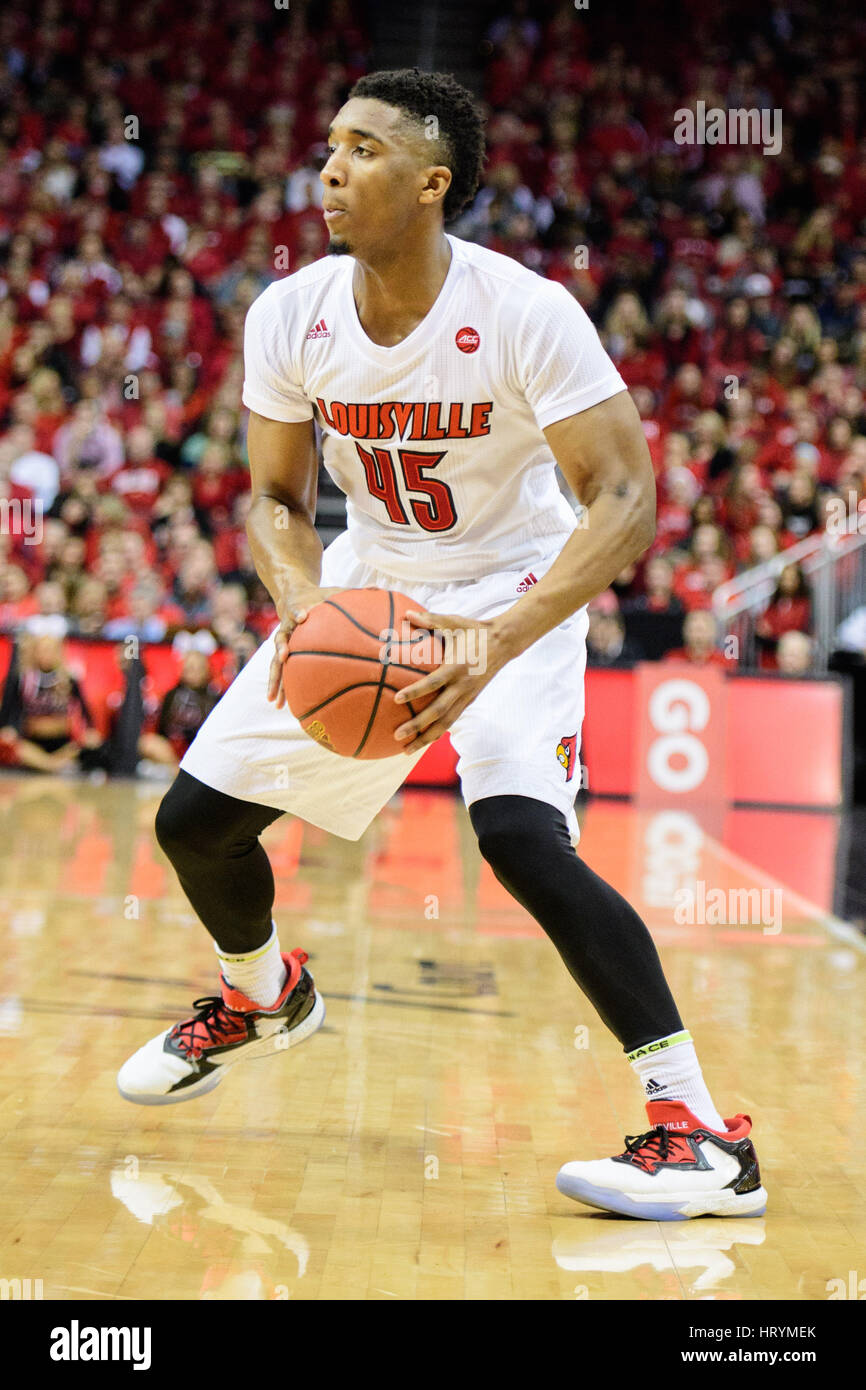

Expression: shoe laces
xmin=621 ymin=1124 xmax=676 ymax=1169
xmin=170 ymin=996 xmax=243 ymax=1057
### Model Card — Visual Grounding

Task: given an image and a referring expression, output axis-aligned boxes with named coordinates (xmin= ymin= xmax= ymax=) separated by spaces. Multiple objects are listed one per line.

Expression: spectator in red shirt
xmin=629 ymin=384 xmax=666 ymax=467
xmin=619 ymin=331 xmax=668 ymax=394
xmin=755 ymin=563 xmax=812 ymax=669
xmin=751 ymin=522 xmax=788 ymax=566
xmin=625 ymin=556 xmax=684 ymax=615
xmin=114 ymin=216 xmax=172 ymax=278
xmin=485 ymin=31 xmax=534 ymax=107
xmin=90 ymin=544 xmax=132 ymax=621
xmin=654 ymin=297 xmax=706 ymax=383
xmin=211 ymin=628 xmax=259 ymax=695
xmin=718 ymin=461 xmax=765 ymax=538
xmin=754 ymin=495 xmax=798 ymax=550
xmin=673 ymin=525 xmax=734 ymax=610
xmin=664 ymin=610 xmax=731 ymax=669
xmin=654 ymin=467 xmax=698 ymax=554
xmin=588 ymin=97 xmax=649 ymax=163
xmin=190 ymin=441 xmax=247 ymax=533
xmin=660 ymin=362 xmax=713 ymax=435
xmin=108 ymin=426 xmax=172 ymax=514
xmin=27 ymin=366 xmax=68 ymax=453
xmin=0 ymin=563 xmax=39 ymax=630
xmin=707 ymin=296 xmax=766 ymax=383
xmin=820 ymin=416 xmax=856 ymax=485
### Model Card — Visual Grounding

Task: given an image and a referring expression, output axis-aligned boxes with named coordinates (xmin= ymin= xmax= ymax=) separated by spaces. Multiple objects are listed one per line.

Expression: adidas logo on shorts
xmin=516 ymin=571 xmax=538 ymax=593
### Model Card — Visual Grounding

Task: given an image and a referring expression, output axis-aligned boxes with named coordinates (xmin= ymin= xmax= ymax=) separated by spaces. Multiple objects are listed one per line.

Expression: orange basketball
xmin=282 ymin=588 xmax=446 ymax=759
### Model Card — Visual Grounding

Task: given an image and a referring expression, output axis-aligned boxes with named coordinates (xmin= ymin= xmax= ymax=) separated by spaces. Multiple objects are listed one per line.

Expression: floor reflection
xmin=110 ymin=1162 xmax=309 ymax=1300
xmin=552 ymin=1218 xmax=767 ymax=1296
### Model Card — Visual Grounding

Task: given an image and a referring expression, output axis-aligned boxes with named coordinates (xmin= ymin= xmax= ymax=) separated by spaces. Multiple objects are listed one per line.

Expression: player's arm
xmin=246 ymin=411 xmax=323 ymax=611
xmin=245 ymin=411 xmax=339 ymax=707
xmin=492 ymin=388 xmax=656 ymax=657
xmin=395 ymin=390 xmax=655 ymax=751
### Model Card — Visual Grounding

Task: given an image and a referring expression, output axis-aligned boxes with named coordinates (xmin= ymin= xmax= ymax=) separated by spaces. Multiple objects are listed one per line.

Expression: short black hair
xmin=347 ymin=68 xmax=486 ymax=222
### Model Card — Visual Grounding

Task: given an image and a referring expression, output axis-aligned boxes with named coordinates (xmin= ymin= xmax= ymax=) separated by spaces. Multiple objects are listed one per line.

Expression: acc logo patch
xmin=556 ymin=733 xmax=577 ymax=782
xmin=455 ymin=325 xmax=480 ymax=353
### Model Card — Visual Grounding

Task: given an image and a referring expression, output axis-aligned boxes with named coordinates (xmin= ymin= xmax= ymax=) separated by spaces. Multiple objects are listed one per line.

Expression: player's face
xmin=320 ymin=98 xmax=444 ymax=256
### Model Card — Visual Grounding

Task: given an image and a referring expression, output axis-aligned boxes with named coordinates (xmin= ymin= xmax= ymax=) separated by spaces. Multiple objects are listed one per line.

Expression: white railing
xmin=713 ymin=525 xmax=866 ymax=669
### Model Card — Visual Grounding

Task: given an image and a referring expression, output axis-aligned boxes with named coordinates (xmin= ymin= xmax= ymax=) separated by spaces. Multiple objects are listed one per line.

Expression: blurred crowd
xmin=456 ymin=0 xmax=866 ymax=672
xmin=2 ymin=0 xmax=866 ymax=772
xmin=0 ymin=0 xmax=369 ymax=770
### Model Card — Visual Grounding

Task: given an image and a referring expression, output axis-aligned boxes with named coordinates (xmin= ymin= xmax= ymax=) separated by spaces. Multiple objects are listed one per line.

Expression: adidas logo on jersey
xmin=306 ymin=318 xmax=331 ymax=340
xmin=516 ymin=571 xmax=538 ymax=593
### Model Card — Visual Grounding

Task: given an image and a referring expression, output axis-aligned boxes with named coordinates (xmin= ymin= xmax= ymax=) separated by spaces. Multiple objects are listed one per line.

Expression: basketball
xmin=282 ymin=588 xmax=446 ymax=758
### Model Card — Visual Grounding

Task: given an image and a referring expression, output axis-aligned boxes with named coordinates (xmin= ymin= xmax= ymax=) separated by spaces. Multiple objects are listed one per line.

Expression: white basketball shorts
xmin=180 ymin=531 xmax=588 ymax=841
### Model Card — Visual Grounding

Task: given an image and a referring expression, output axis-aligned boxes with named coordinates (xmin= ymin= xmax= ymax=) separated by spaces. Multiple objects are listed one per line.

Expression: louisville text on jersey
xmin=316 ymin=399 xmax=493 ymax=441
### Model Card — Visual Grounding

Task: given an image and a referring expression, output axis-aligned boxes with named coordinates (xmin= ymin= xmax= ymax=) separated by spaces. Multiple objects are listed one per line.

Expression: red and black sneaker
xmin=117 ymin=949 xmax=325 ymax=1105
xmin=556 ymin=1100 xmax=768 ymax=1220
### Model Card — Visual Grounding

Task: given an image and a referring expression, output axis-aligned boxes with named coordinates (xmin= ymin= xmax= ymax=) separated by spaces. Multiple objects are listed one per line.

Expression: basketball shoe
xmin=117 ymin=948 xmax=325 ymax=1105
xmin=556 ymin=1100 xmax=767 ymax=1220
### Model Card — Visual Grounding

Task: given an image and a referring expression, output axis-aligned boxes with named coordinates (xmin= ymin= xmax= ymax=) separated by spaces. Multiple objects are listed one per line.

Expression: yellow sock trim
xmin=215 ymin=926 xmax=276 ymax=966
xmin=625 ymin=1029 xmax=692 ymax=1064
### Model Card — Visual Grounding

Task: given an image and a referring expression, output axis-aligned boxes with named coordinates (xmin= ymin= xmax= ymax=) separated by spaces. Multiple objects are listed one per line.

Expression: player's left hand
xmin=393 ymin=608 xmax=510 ymax=753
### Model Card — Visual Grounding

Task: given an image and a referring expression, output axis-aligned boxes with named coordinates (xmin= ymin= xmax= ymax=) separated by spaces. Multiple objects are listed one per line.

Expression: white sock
xmin=627 ymin=1030 xmax=727 ymax=1132
xmin=215 ymin=923 xmax=287 ymax=1008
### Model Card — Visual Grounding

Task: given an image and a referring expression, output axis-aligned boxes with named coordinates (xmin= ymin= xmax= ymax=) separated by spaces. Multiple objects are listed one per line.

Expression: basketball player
xmin=118 ymin=70 xmax=766 ymax=1222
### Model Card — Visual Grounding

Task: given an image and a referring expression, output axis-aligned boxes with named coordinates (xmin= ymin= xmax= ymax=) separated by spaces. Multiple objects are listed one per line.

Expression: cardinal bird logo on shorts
xmin=556 ymin=733 xmax=577 ymax=782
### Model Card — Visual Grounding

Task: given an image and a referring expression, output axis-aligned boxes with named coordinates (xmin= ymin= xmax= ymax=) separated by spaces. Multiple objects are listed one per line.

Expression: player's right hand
xmin=267 ymin=587 xmax=342 ymax=708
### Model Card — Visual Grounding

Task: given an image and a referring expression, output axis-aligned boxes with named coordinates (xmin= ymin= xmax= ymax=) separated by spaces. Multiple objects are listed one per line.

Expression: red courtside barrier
xmin=0 ymin=636 xmax=187 ymax=739
xmin=597 ymin=663 xmax=847 ymax=810
xmin=633 ymin=664 xmax=729 ymax=806
xmin=0 ymin=639 xmax=848 ymax=808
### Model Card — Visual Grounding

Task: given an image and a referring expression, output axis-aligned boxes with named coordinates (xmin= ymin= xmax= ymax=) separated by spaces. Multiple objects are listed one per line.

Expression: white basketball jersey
xmin=242 ymin=233 xmax=627 ymax=582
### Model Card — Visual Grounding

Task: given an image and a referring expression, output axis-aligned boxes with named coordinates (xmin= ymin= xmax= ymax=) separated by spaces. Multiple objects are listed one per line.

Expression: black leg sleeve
xmin=469 ymin=794 xmax=683 ymax=1053
xmin=154 ymin=770 xmax=285 ymax=953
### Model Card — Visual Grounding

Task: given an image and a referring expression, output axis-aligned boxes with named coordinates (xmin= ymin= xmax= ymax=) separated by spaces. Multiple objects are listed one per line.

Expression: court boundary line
xmin=702 ymin=834 xmax=866 ymax=954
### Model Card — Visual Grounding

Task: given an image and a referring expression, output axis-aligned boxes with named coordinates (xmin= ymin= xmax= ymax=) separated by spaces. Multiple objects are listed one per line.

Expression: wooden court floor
xmin=0 ymin=774 xmax=863 ymax=1301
